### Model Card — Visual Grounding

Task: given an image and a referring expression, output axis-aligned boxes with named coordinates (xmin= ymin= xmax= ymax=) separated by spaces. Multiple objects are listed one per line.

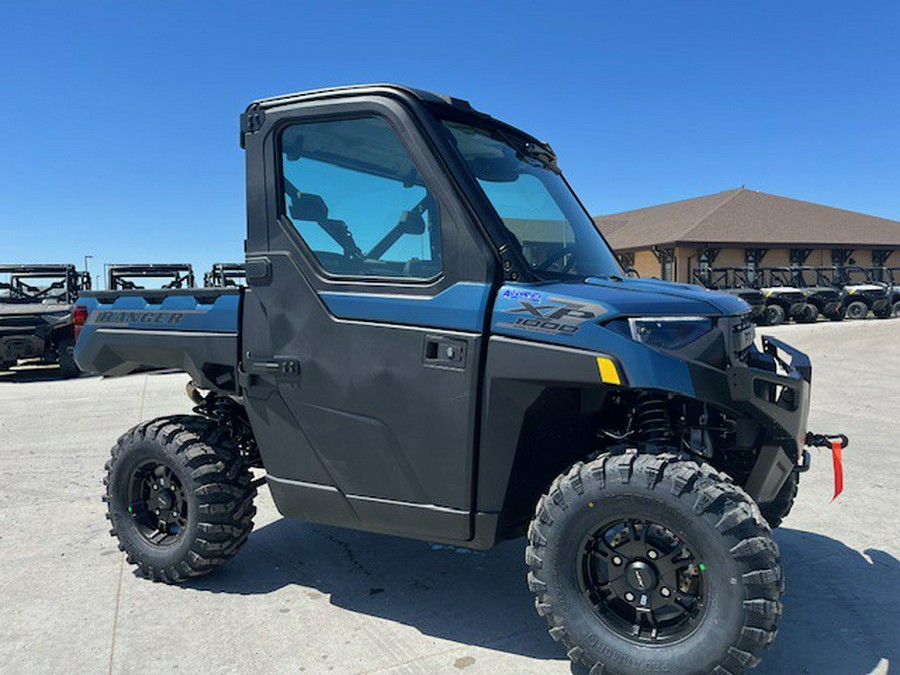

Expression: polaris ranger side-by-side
xmin=74 ymin=85 xmax=844 ymax=675
xmin=0 ymin=264 xmax=89 ymax=376
xmin=691 ymin=267 xmax=767 ymax=323
xmin=837 ymin=266 xmax=891 ymax=320
xmin=203 ymin=263 xmax=246 ymax=288
xmin=106 ymin=263 xmax=196 ymax=291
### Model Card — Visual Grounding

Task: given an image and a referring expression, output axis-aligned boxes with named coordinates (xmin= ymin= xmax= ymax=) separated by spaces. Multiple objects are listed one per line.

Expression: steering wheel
xmin=535 ymin=245 xmax=577 ymax=273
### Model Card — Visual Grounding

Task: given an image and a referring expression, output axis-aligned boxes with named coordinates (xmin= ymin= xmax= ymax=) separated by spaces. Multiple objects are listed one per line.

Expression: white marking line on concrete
xmin=107 ymin=374 xmax=150 ymax=674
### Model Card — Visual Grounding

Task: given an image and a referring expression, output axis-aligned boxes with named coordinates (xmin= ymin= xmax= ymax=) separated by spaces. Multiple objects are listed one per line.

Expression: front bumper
xmin=688 ymin=335 xmax=812 ymax=503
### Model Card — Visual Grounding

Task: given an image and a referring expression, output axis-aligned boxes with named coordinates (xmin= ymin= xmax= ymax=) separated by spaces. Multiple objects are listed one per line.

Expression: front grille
xmin=725 ymin=313 xmax=755 ymax=362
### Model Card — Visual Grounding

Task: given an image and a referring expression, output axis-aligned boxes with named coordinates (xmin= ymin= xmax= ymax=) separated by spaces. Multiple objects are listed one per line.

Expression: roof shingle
xmin=594 ymin=188 xmax=900 ymax=250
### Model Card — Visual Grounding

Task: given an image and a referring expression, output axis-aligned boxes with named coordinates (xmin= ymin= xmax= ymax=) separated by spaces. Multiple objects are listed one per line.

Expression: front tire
xmin=526 ymin=452 xmax=782 ymax=675
xmin=759 ymin=472 xmax=798 ymax=529
xmin=845 ymin=300 xmax=869 ymax=320
xmin=104 ymin=415 xmax=256 ymax=583
xmin=763 ymin=304 xmax=785 ymax=326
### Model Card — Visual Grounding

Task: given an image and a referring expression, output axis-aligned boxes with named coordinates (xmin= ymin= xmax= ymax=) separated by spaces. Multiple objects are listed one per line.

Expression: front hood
xmin=491 ymin=278 xmax=749 ymax=395
xmin=493 ymin=277 xmax=747 ymax=325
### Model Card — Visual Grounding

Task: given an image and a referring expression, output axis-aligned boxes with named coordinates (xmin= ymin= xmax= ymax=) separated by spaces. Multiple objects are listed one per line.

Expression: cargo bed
xmin=74 ymin=288 xmax=241 ymax=391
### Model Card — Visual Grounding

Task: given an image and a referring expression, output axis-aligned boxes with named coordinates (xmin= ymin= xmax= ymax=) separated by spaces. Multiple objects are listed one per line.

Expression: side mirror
xmin=397 ymin=210 xmax=425 ymax=235
xmin=289 ymin=192 xmax=328 ymax=222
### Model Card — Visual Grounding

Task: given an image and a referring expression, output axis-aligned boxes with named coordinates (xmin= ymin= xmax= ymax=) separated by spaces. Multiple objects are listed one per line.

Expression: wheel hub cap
xmin=127 ymin=461 xmax=188 ymax=546
xmin=626 ymin=561 xmax=658 ymax=591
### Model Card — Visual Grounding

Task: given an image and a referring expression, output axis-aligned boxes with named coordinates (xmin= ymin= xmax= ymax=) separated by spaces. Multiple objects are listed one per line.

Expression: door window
xmin=280 ymin=116 xmax=442 ymax=279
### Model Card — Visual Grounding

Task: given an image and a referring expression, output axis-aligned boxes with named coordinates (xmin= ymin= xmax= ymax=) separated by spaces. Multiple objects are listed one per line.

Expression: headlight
xmin=628 ymin=316 xmax=715 ymax=350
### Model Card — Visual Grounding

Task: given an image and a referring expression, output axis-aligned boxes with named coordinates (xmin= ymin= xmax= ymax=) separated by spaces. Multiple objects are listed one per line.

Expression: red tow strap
xmin=831 ymin=439 xmax=844 ymax=501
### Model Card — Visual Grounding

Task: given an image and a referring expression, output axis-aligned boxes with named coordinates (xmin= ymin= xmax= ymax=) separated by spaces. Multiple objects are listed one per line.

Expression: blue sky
xmin=2 ymin=1 xmax=898 ymax=282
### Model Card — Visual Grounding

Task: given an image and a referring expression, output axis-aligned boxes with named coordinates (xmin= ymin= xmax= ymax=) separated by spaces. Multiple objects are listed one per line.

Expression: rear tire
xmin=795 ymin=303 xmax=818 ymax=323
xmin=57 ymin=337 xmax=80 ymax=378
xmin=873 ymin=302 xmax=893 ymax=319
xmin=103 ymin=415 xmax=256 ymax=583
xmin=824 ymin=301 xmax=845 ymax=321
xmin=763 ymin=304 xmax=785 ymax=326
xmin=527 ymin=452 xmax=782 ymax=675
xmin=893 ymin=301 xmax=900 ymax=318
xmin=845 ymin=300 xmax=869 ymax=320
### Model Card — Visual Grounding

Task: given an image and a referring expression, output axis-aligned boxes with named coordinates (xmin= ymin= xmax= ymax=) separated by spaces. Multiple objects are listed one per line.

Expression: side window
xmin=280 ymin=116 xmax=442 ymax=279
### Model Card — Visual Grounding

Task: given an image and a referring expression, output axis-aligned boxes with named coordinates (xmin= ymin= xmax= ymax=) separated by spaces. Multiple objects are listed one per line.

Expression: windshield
xmin=440 ymin=120 xmax=621 ymax=280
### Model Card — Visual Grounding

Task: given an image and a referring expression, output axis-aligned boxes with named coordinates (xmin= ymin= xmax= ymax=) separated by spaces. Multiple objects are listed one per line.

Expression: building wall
xmin=632 ymin=249 xmax=660 ymax=280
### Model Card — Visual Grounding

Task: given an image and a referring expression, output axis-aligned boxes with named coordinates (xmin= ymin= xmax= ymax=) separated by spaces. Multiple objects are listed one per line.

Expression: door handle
xmin=423 ymin=336 xmax=467 ymax=369
xmin=244 ymin=356 xmax=301 ymax=378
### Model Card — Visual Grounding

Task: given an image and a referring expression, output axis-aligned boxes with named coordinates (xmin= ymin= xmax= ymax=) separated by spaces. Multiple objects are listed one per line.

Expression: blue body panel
xmin=319 ymin=282 xmax=491 ymax=332
xmin=490 ymin=279 xmax=749 ymax=397
xmin=77 ymin=293 xmax=240 ymax=335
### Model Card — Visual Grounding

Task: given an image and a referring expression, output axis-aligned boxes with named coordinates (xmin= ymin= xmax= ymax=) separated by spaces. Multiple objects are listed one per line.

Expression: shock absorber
xmin=634 ymin=392 xmax=675 ymax=447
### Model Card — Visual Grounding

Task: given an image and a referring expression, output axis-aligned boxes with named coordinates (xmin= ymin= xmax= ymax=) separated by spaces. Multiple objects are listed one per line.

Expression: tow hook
xmin=804 ymin=432 xmax=850 ymax=500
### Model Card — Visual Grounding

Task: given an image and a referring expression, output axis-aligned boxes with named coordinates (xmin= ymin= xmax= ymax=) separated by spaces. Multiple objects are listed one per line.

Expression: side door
xmin=241 ymin=96 xmax=496 ymax=543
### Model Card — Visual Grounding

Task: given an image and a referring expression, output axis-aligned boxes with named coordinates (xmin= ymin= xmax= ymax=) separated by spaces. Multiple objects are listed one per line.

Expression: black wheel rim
xmin=579 ymin=518 xmax=707 ymax=643
xmin=127 ymin=461 xmax=188 ymax=546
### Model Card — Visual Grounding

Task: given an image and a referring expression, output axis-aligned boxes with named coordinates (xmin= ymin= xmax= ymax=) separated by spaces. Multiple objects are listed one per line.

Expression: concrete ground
xmin=0 ymin=319 xmax=897 ymax=674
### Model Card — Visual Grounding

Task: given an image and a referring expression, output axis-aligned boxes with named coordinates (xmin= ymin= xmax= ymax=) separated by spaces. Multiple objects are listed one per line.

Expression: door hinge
xmin=239 ymin=104 xmax=266 ymax=148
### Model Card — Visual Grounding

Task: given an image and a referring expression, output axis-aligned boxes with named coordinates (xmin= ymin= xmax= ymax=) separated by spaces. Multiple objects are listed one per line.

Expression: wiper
xmin=520 ymin=141 xmax=559 ymax=173
xmin=488 ymin=124 xmax=559 ymax=173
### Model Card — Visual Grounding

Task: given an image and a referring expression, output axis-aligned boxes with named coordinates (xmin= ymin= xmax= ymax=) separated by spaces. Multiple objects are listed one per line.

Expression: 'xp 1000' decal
xmin=498 ymin=296 xmax=608 ymax=335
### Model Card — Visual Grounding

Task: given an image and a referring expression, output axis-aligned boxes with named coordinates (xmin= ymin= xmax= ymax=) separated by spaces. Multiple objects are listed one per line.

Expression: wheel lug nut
xmin=660 ymin=587 xmax=671 ymax=597
xmin=648 ymin=550 xmax=658 ymax=560
xmin=152 ymin=484 xmax=159 ymax=490
xmin=611 ymin=556 xmax=623 ymax=566
xmin=624 ymin=592 xmax=635 ymax=602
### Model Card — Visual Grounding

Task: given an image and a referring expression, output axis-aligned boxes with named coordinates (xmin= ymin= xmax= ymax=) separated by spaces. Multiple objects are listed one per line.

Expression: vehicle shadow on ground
xmin=0 ymin=365 xmax=94 ymax=383
xmin=182 ymin=520 xmax=898 ymax=672
xmin=761 ymin=528 xmax=898 ymax=674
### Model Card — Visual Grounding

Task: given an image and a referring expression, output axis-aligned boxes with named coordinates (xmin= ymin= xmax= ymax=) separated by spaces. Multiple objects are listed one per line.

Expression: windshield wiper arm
xmin=520 ymin=142 xmax=559 ymax=173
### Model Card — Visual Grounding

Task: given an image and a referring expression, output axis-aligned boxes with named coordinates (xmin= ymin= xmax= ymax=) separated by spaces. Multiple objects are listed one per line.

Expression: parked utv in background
xmin=792 ymin=267 xmax=845 ymax=321
xmin=75 ymin=84 xmax=844 ymax=675
xmin=884 ymin=267 xmax=900 ymax=317
xmin=759 ymin=277 xmax=808 ymax=326
xmin=691 ymin=266 xmax=766 ymax=321
xmin=0 ymin=264 xmax=89 ymax=376
xmin=836 ymin=266 xmax=890 ymax=320
xmin=203 ymin=263 xmax=246 ymax=288
xmin=765 ymin=267 xmax=841 ymax=323
xmin=106 ymin=263 xmax=196 ymax=291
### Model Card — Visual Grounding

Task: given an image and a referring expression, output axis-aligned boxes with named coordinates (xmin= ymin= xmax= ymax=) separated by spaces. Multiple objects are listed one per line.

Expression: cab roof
xmin=242 ymin=83 xmax=546 ymax=152
xmin=248 ymin=83 xmax=477 ymax=114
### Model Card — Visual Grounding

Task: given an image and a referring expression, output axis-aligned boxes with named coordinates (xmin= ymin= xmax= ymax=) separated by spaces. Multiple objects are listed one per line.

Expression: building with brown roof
xmin=593 ymin=188 xmax=900 ymax=284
